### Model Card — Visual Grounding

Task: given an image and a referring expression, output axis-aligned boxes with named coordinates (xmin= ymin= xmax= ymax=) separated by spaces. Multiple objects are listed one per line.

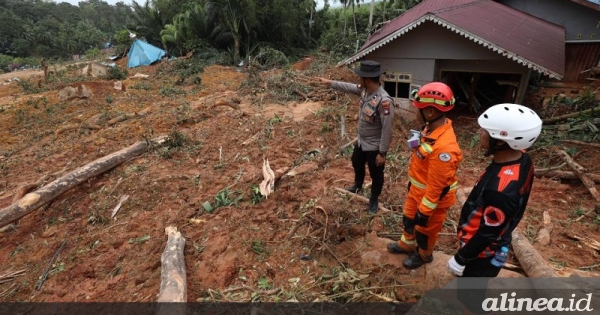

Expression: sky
xmin=55 ymin=0 xmax=330 ymax=9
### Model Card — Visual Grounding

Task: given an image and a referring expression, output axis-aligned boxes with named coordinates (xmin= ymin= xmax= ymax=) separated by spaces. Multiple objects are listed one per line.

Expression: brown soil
xmin=0 ymin=58 xmax=599 ymax=303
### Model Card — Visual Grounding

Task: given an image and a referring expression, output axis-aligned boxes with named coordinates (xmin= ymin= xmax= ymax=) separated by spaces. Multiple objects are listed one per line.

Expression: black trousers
xmin=351 ymin=144 xmax=385 ymax=197
xmin=457 ymin=257 xmax=502 ymax=315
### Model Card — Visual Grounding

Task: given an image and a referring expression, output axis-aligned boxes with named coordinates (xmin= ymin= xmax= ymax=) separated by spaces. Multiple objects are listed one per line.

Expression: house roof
xmin=340 ymin=0 xmax=565 ymax=79
xmin=570 ymin=0 xmax=600 ymax=11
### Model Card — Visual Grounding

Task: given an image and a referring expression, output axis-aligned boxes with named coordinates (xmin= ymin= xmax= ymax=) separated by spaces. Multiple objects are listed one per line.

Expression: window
xmin=383 ymin=72 xmax=412 ymax=99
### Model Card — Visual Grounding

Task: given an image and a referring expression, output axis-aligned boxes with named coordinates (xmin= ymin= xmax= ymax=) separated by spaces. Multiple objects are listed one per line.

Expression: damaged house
xmin=339 ymin=0 xmax=600 ymax=119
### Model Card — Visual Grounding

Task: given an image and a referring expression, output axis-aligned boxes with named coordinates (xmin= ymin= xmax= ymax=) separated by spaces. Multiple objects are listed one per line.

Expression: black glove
xmin=414 ymin=211 xmax=430 ymax=227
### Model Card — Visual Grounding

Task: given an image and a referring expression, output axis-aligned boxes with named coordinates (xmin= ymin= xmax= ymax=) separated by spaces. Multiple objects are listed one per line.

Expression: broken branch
xmin=554 ymin=147 xmax=600 ymax=212
xmin=543 ymin=105 xmax=600 ymax=124
xmin=107 ymin=108 xmax=150 ymax=126
xmin=110 ymin=194 xmax=130 ymax=219
xmin=338 ymin=137 xmax=357 ymax=155
xmin=35 ymin=240 xmax=67 ymax=290
xmin=558 ymin=139 xmax=600 ymax=149
xmin=564 ymin=232 xmax=600 ymax=251
xmin=0 ymin=269 xmax=26 ymax=285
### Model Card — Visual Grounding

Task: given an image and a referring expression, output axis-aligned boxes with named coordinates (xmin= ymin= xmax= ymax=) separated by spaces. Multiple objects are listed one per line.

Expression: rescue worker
xmin=446 ymin=103 xmax=542 ymax=315
xmin=387 ymin=82 xmax=463 ymax=269
xmin=315 ymin=60 xmax=394 ymax=214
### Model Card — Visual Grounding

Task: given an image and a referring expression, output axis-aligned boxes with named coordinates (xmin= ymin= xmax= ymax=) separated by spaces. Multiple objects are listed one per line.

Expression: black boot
xmin=344 ymin=183 xmax=362 ymax=194
xmin=368 ymin=194 xmax=378 ymax=214
xmin=403 ymin=249 xmax=433 ymax=269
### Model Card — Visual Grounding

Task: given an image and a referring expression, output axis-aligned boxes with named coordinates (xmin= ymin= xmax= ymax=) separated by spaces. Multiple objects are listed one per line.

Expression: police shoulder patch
xmin=483 ymin=206 xmax=506 ymax=227
xmin=438 ymin=152 xmax=451 ymax=162
xmin=382 ymin=100 xmax=391 ymax=116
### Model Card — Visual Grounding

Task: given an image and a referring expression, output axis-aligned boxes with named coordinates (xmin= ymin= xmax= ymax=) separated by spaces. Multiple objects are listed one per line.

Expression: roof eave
xmin=338 ymin=14 xmax=564 ymax=80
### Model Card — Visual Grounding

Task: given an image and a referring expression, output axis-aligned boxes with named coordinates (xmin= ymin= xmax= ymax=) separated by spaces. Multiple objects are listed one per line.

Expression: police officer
xmin=316 ymin=60 xmax=394 ymax=214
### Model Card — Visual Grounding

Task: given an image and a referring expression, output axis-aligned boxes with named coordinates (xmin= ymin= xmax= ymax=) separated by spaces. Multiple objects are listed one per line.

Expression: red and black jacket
xmin=455 ymin=153 xmax=534 ymax=265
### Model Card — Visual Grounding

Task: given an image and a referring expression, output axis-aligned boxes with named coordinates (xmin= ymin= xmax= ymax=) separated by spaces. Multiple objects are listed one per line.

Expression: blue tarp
xmin=127 ymin=39 xmax=167 ymax=68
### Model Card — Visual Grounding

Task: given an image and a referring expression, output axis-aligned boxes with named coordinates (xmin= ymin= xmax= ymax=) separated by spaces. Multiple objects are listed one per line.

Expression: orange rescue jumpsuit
xmin=397 ymin=119 xmax=463 ymax=258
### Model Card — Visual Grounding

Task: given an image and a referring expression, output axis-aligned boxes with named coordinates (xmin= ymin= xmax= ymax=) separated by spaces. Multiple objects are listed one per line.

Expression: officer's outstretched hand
xmin=414 ymin=211 xmax=429 ymax=227
xmin=376 ymin=154 xmax=386 ymax=166
xmin=314 ymin=77 xmax=332 ymax=86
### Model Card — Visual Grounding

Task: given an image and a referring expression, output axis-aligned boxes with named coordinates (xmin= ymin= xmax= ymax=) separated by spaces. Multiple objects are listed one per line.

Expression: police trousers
xmin=351 ymin=143 xmax=384 ymax=197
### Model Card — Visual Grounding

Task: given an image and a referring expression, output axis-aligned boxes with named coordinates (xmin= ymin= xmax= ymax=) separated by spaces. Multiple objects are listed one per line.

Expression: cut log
xmin=535 ymin=169 xmax=600 ymax=184
xmin=511 ymin=229 xmax=559 ymax=278
xmin=156 ymin=226 xmax=187 ymax=315
xmin=554 ymin=148 xmax=600 ymax=213
xmin=0 ymin=136 xmax=168 ymax=228
xmin=559 ymin=139 xmax=600 ymax=149
xmin=338 ymin=137 xmax=357 ymax=155
xmin=333 ymin=187 xmax=390 ymax=213
xmin=543 ymin=105 xmax=600 ymax=124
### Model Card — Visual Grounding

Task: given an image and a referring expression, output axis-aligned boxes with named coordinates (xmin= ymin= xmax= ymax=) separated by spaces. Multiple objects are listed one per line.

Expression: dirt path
xmin=0 ymin=70 xmax=44 ymax=81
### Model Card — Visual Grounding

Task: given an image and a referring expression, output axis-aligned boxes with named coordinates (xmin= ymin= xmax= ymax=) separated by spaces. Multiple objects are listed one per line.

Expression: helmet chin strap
xmin=484 ymin=138 xmax=511 ymax=157
xmin=419 ymin=109 xmax=445 ymax=126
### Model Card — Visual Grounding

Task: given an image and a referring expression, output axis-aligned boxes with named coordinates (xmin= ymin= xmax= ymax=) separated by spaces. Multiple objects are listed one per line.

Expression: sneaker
xmin=387 ymin=242 xmax=412 ymax=255
xmin=344 ymin=184 xmax=363 ymax=194
xmin=403 ymin=250 xmax=433 ymax=269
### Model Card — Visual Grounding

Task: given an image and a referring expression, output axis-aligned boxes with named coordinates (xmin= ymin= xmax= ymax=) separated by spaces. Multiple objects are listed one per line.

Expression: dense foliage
xmin=0 ymin=0 xmax=422 ymax=72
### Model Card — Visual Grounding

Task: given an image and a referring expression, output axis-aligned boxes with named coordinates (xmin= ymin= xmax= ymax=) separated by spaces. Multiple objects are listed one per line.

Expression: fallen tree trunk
xmin=559 ymin=139 xmax=600 ymax=149
xmin=333 ymin=187 xmax=390 ymax=213
xmin=535 ymin=169 xmax=600 ymax=184
xmin=156 ymin=226 xmax=187 ymax=315
xmin=554 ymin=148 xmax=600 ymax=213
xmin=511 ymin=229 xmax=559 ymax=278
xmin=0 ymin=136 xmax=168 ymax=228
xmin=543 ymin=105 xmax=600 ymax=124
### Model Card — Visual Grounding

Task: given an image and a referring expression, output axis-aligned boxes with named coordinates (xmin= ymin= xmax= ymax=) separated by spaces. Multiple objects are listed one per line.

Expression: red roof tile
xmin=341 ymin=0 xmax=565 ymax=79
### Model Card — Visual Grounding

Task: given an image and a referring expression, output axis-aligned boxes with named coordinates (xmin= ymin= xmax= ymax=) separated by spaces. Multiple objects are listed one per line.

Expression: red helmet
xmin=411 ymin=82 xmax=455 ymax=112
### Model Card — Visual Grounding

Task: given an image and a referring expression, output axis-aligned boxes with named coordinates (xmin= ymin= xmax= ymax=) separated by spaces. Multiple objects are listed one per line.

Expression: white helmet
xmin=478 ymin=103 xmax=542 ymax=150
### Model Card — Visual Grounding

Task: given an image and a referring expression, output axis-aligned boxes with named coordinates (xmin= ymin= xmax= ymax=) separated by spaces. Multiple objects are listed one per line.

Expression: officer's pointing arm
xmin=330 ymin=81 xmax=362 ymax=96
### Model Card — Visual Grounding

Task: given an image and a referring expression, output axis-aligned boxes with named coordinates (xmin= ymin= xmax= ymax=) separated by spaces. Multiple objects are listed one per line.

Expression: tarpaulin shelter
xmin=127 ymin=39 xmax=167 ymax=68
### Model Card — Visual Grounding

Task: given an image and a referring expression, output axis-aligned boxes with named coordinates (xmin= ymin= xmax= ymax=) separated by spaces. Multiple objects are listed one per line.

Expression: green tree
xmin=206 ymin=0 xmax=257 ymax=64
